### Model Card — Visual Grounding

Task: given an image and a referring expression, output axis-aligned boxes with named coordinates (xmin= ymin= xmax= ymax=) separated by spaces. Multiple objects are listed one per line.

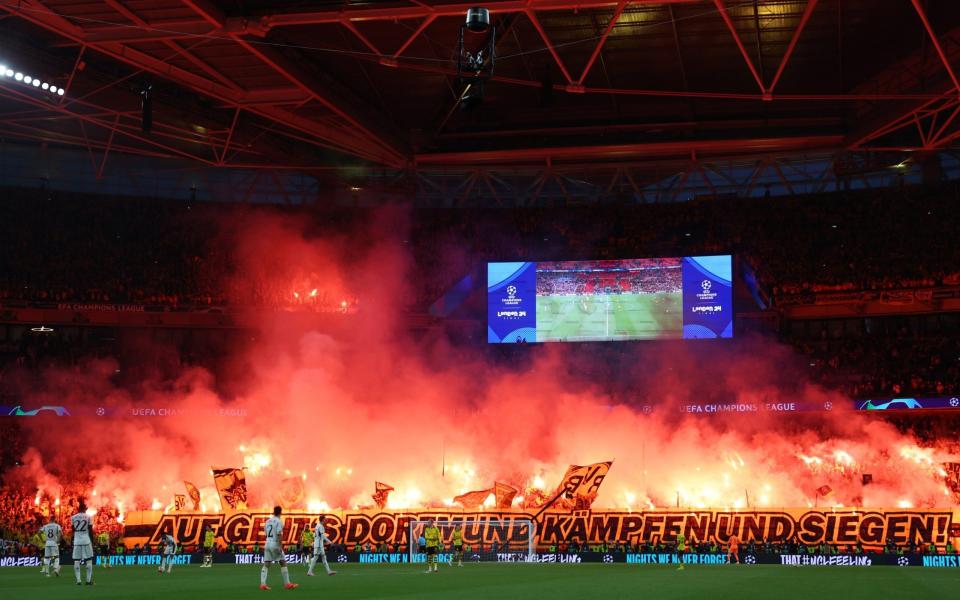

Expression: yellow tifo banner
xmin=121 ymin=508 xmax=960 ymax=550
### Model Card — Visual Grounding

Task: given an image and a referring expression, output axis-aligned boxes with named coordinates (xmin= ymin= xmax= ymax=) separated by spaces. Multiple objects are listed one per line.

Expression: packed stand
xmin=789 ymin=315 xmax=960 ymax=398
xmin=2 ymin=183 xmax=959 ymax=310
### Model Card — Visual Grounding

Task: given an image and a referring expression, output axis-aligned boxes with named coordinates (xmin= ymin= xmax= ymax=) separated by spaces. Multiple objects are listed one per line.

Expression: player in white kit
xmin=260 ymin=505 xmax=298 ymax=590
xmin=70 ymin=501 xmax=95 ymax=585
xmin=39 ymin=516 xmax=63 ymax=577
xmin=158 ymin=533 xmax=177 ymax=574
xmin=306 ymin=516 xmax=337 ymax=576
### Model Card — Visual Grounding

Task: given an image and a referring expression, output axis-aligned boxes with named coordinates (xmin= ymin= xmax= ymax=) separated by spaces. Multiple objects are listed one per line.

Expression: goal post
xmin=408 ymin=519 xmax=537 ymax=563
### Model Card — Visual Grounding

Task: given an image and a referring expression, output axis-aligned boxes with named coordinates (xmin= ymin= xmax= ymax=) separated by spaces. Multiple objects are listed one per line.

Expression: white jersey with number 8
xmin=71 ymin=513 xmax=92 ymax=546
xmin=41 ymin=523 xmax=63 ymax=547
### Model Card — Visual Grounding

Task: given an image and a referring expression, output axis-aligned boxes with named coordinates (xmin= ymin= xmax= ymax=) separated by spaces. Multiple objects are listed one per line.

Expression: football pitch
xmin=536 ymin=292 xmax=682 ymax=342
xmin=7 ymin=563 xmax=960 ymax=600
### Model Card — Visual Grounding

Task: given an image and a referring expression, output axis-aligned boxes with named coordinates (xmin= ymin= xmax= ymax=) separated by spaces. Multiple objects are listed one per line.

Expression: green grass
xmin=536 ymin=292 xmax=682 ymax=342
xmin=6 ymin=563 xmax=960 ymax=600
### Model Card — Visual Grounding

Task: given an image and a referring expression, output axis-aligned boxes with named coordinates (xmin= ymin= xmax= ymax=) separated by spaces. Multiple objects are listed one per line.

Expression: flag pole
xmin=531 ymin=488 xmax=568 ymax=521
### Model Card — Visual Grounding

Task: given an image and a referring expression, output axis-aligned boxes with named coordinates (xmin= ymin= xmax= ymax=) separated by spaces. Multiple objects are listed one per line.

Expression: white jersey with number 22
xmin=71 ymin=513 xmax=92 ymax=546
xmin=265 ymin=516 xmax=284 ymax=549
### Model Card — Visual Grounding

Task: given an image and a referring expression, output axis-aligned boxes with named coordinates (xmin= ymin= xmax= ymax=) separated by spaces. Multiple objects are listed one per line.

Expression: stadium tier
xmin=2 ymin=1 xmax=960 ymax=597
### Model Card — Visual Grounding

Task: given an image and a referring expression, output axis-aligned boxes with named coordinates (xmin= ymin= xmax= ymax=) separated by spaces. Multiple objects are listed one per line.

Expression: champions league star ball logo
xmin=696 ymin=279 xmax=718 ymax=302
xmin=744 ymin=555 xmax=757 ymax=565
xmin=337 ymin=555 xmax=348 ymax=563
xmin=950 ymin=397 xmax=959 ymax=407
xmin=602 ymin=554 xmax=614 ymax=563
xmin=500 ymin=284 xmax=523 ymax=310
xmin=897 ymin=556 xmax=910 ymax=567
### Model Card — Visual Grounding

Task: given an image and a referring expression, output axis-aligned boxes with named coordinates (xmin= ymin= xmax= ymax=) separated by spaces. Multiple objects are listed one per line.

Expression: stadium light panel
xmin=1 ymin=63 xmax=63 ymax=97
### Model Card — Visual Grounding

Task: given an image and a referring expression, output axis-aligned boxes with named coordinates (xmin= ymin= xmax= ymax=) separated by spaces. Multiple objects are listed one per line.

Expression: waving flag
xmin=495 ymin=482 xmax=519 ymax=508
xmin=454 ymin=488 xmax=494 ymax=509
xmin=372 ymin=482 xmax=394 ymax=509
xmin=212 ymin=467 xmax=248 ymax=510
xmin=559 ymin=462 xmax=612 ymax=501
xmin=279 ymin=477 xmax=305 ymax=507
xmin=184 ymin=481 xmax=201 ymax=510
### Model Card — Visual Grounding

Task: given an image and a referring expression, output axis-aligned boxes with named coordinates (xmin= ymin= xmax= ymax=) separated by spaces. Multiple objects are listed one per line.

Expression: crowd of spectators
xmin=0 ymin=488 xmax=125 ymax=557
xmin=0 ymin=183 xmax=959 ymax=399
xmin=535 ymin=260 xmax=682 ymax=297
xmin=1 ymin=182 xmax=959 ymax=310
xmin=0 ymin=188 xmax=225 ymax=307
xmin=787 ymin=313 xmax=960 ymax=399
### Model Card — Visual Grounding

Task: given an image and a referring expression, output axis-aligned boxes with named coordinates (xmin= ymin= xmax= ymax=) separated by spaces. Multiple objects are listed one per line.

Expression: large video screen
xmin=487 ymin=255 xmax=732 ymax=343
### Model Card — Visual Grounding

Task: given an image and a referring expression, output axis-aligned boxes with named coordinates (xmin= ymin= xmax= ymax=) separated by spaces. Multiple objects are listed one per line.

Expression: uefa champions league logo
xmin=337 ymin=555 xmax=348 ymax=563
xmin=501 ymin=284 xmax=522 ymax=308
xmin=602 ymin=554 xmax=613 ymax=563
xmin=897 ymin=556 xmax=910 ymax=566
xmin=744 ymin=555 xmax=757 ymax=564
xmin=696 ymin=279 xmax=717 ymax=301
xmin=950 ymin=397 xmax=959 ymax=407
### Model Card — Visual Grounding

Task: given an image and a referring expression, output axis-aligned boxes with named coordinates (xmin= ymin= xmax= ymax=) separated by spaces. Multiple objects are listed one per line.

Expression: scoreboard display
xmin=487 ymin=255 xmax=733 ymax=344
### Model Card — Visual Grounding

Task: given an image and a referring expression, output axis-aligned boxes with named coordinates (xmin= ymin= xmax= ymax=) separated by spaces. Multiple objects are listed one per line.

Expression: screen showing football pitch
xmin=487 ymin=256 xmax=732 ymax=344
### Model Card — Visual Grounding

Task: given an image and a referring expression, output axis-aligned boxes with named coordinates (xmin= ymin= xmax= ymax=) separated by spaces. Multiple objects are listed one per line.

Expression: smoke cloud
xmin=5 ymin=207 xmax=957 ymax=514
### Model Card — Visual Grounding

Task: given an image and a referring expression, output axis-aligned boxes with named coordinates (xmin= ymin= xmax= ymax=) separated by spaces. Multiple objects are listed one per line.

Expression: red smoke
xmin=5 ymin=208 xmax=958 ymax=514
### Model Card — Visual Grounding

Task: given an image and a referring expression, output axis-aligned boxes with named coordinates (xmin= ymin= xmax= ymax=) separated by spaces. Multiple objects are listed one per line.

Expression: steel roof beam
xmin=1 ymin=0 xmax=401 ymax=165
xmin=0 ymin=84 xmax=217 ymax=165
xmin=84 ymin=20 xmax=216 ymax=44
xmin=251 ymin=0 xmax=697 ymax=29
xmin=525 ymin=9 xmax=575 ymax=84
xmin=415 ymin=135 xmax=842 ymax=165
xmin=910 ymin=0 xmax=960 ymax=94
xmin=767 ymin=0 xmax=819 ymax=96
xmin=576 ymin=0 xmax=628 ymax=86
xmin=712 ymin=0 xmax=765 ymax=95
xmin=99 ymin=0 xmax=239 ymax=92
xmin=178 ymin=0 xmax=408 ymax=166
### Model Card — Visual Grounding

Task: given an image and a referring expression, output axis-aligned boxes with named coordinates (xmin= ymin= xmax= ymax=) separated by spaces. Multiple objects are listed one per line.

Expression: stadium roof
xmin=0 ymin=0 xmax=958 ymax=197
